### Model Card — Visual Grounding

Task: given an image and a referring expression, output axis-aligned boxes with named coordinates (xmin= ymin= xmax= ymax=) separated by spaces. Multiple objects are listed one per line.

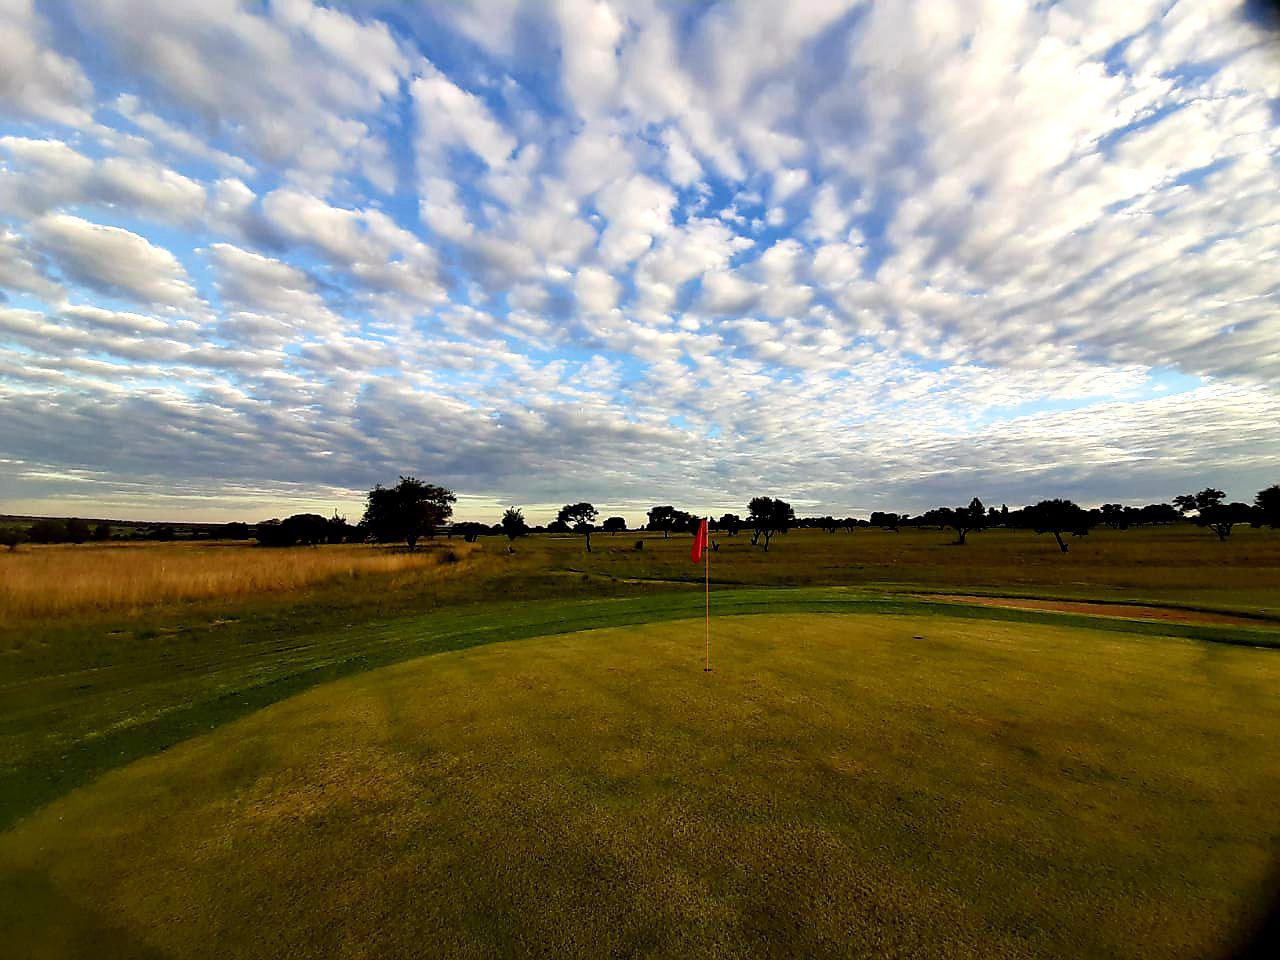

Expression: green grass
xmin=3 ymin=613 xmax=1278 ymax=959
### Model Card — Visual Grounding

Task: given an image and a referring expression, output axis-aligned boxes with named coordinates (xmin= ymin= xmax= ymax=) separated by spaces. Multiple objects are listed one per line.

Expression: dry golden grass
xmin=0 ymin=540 xmax=476 ymax=621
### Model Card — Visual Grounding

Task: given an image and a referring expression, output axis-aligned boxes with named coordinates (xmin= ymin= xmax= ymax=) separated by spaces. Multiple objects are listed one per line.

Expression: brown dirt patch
xmin=918 ymin=595 xmax=1270 ymax=627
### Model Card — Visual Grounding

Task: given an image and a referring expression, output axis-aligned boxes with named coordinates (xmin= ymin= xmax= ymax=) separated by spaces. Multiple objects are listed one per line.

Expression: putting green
xmin=2 ymin=614 xmax=1278 ymax=959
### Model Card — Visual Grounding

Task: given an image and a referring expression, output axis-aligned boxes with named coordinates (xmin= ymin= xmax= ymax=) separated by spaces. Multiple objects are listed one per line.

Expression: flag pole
xmin=704 ymin=516 xmax=711 ymax=672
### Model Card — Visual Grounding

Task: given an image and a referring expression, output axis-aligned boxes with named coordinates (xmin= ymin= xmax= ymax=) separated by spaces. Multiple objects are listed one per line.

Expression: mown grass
xmin=3 ymin=614 xmax=1277 ymax=959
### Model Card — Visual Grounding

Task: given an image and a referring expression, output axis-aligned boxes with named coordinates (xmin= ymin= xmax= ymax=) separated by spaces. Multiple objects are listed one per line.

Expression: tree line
xmin=3 ymin=480 xmax=1277 ymax=554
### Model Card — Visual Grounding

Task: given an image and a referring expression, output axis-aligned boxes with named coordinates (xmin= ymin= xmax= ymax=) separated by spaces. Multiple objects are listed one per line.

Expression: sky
xmin=0 ymin=0 xmax=1278 ymax=525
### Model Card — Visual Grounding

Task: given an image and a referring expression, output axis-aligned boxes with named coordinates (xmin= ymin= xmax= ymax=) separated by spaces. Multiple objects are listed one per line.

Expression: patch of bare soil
xmin=919 ymin=595 xmax=1269 ymax=627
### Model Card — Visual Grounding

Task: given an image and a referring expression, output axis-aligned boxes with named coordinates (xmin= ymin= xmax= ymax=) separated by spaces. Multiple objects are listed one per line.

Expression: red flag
xmin=691 ymin=518 xmax=709 ymax=563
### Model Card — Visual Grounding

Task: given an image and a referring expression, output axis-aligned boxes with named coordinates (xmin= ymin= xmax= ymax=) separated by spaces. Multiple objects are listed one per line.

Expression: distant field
xmin=0 ymin=540 xmax=477 ymax=621
xmin=4 ymin=614 xmax=1277 ymax=959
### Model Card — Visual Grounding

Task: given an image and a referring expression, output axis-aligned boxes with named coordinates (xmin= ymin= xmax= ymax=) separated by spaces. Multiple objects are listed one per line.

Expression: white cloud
xmin=0 ymin=0 xmax=94 ymax=125
xmin=28 ymin=214 xmax=200 ymax=308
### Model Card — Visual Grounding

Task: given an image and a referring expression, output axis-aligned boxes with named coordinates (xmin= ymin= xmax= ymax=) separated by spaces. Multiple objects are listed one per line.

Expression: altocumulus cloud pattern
xmin=0 ymin=0 xmax=1278 ymax=521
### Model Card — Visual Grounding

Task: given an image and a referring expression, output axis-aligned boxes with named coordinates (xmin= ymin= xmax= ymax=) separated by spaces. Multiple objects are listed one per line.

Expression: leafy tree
xmin=1175 ymin=488 xmax=1248 ymax=541
xmin=217 ymin=522 xmax=251 ymax=540
xmin=1024 ymin=499 xmax=1094 ymax=553
xmin=647 ymin=506 xmax=677 ymax=538
xmin=546 ymin=519 xmax=570 ymax=534
xmin=361 ymin=476 xmax=456 ymax=551
xmin=92 ymin=522 xmax=113 ymax=541
xmin=944 ymin=497 xmax=987 ymax=545
xmin=64 ymin=517 xmax=91 ymax=543
xmin=818 ymin=516 xmax=839 ymax=534
xmin=326 ymin=512 xmax=355 ymax=543
xmin=747 ymin=496 xmax=795 ymax=552
xmin=718 ymin=513 xmax=742 ymax=535
xmin=501 ymin=507 xmax=529 ymax=546
xmin=26 ymin=519 xmax=67 ymax=543
xmin=0 ymin=527 xmax=25 ymax=551
xmin=1100 ymin=504 xmax=1127 ymax=530
xmin=452 ymin=522 xmax=488 ymax=543
xmin=558 ymin=502 xmax=598 ymax=552
xmin=870 ymin=511 xmax=903 ymax=532
xmin=1254 ymin=484 xmax=1280 ymax=528
xmin=841 ymin=517 xmax=858 ymax=533
xmin=602 ymin=516 xmax=627 ymax=534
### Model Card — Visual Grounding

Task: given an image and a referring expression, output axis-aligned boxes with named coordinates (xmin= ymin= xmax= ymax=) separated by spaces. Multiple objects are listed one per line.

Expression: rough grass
xmin=0 ymin=540 xmax=475 ymax=621
xmin=3 ymin=613 xmax=1277 ymax=959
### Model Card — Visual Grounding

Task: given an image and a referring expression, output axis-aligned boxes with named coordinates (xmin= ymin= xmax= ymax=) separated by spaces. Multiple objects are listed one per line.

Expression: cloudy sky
xmin=1 ymin=0 xmax=1278 ymax=524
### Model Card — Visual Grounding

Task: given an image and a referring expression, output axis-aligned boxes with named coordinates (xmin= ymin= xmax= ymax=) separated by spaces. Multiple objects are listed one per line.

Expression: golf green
xmin=2 ymin=614 xmax=1277 ymax=959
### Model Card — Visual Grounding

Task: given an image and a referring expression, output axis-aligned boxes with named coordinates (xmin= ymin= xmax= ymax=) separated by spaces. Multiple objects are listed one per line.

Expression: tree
xmin=360 ymin=476 xmax=456 ymax=551
xmin=26 ymin=519 xmax=67 ymax=543
xmin=1175 ymin=488 xmax=1247 ymax=541
xmin=1254 ymin=484 xmax=1280 ymax=528
xmin=1024 ymin=499 xmax=1094 ymax=553
xmin=944 ymin=497 xmax=987 ymax=545
xmin=501 ymin=507 xmax=529 ymax=546
xmin=718 ymin=513 xmax=742 ymax=535
xmin=558 ymin=502 xmax=598 ymax=552
xmin=64 ymin=517 xmax=91 ymax=543
xmin=602 ymin=516 xmax=627 ymax=535
xmin=818 ymin=516 xmax=839 ymax=534
xmin=92 ymin=522 xmax=113 ymax=541
xmin=841 ymin=517 xmax=858 ymax=533
xmin=647 ymin=506 xmax=677 ymax=538
xmin=1100 ymin=504 xmax=1127 ymax=530
xmin=870 ymin=511 xmax=902 ymax=531
xmin=747 ymin=496 xmax=795 ymax=552
xmin=0 ymin=527 xmax=25 ymax=552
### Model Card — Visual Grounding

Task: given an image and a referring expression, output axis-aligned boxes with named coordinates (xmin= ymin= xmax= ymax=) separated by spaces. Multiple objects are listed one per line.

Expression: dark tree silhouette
xmin=1024 ymin=499 xmax=1093 ymax=553
xmin=945 ymin=497 xmax=987 ymax=545
xmin=452 ymin=522 xmax=488 ymax=542
xmin=501 ymin=507 xmax=529 ymax=546
xmin=0 ymin=527 xmax=24 ymax=551
xmin=747 ymin=496 xmax=795 ymax=552
xmin=1175 ymin=488 xmax=1248 ymax=541
xmin=92 ymin=522 xmax=112 ymax=541
xmin=718 ymin=513 xmax=742 ymax=535
xmin=361 ymin=476 xmax=456 ymax=551
xmin=870 ymin=511 xmax=903 ymax=532
xmin=841 ymin=517 xmax=858 ymax=533
xmin=1254 ymin=484 xmax=1280 ymax=528
xmin=602 ymin=516 xmax=627 ymax=534
xmin=65 ymin=518 xmax=91 ymax=544
xmin=1100 ymin=504 xmax=1127 ymax=529
xmin=26 ymin=519 xmax=67 ymax=543
xmin=558 ymin=502 xmax=598 ymax=552
xmin=647 ymin=506 xmax=677 ymax=537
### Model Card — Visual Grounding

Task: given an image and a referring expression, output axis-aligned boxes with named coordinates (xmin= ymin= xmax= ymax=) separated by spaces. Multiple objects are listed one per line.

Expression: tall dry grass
xmin=0 ymin=541 xmax=476 ymax=621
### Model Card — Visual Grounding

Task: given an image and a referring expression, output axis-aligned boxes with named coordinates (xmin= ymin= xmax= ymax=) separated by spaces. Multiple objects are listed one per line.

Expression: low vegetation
xmin=4 ymin=614 xmax=1277 ymax=959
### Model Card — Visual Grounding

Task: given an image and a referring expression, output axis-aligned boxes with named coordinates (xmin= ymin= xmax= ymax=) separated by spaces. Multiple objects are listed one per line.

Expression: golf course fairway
xmin=2 ymin=613 xmax=1278 ymax=959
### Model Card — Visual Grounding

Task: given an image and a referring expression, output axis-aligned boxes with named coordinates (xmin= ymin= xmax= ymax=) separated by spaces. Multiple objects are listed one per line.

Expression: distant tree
xmin=501 ymin=507 xmax=529 ymax=546
xmin=841 ymin=517 xmax=858 ymax=533
xmin=1100 ymin=504 xmax=1127 ymax=530
xmin=64 ymin=517 xmax=91 ymax=544
xmin=547 ymin=519 xmax=570 ymax=534
xmin=92 ymin=522 xmax=113 ymax=541
xmin=718 ymin=513 xmax=742 ymax=536
xmin=747 ymin=496 xmax=795 ymax=552
xmin=818 ymin=516 xmax=839 ymax=534
xmin=452 ymin=522 xmax=488 ymax=543
xmin=26 ymin=519 xmax=68 ymax=543
xmin=558 ymin=502 xmax=598 ymax=552
xmin=1254 ymin=484 xmax=1280 ymax=528
xmin=1024 ymin=499 xmax=1094 ymax=553
xmin=944 ymin=497 xmax=987 ymax=545
xmin=647 ymin=506 xmax=677 ymax=538
xmin=870 ymin=511 xmax=902 ymax=532
xmin=148 ymin=525 xmax=176 ymax=542
xmin=672 ymin=510 xmax=698 ymax=534
xmin=1175 ymin=488 xmax=1249 ymax=541
xmin=218 ymin=522 xmax=251 ymax=540
xmin=1173 ymin=488 xmax=1225 ymax=516
xmin=602 ymin=516 xmax=627 ymax=535
xmin=361 ymin=476 xmax=456 ymax=551
xmin=0 ymin=527 xmax=25 ymax=551
xmin=325 ymin=512 xmax=354 ymax=543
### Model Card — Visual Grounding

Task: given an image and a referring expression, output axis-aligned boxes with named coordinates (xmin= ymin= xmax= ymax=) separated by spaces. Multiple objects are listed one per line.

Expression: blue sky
xmin=0 ymin=0 xmax=1278 ymax=524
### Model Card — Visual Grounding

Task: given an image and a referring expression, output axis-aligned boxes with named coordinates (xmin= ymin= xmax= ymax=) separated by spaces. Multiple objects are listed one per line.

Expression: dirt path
xmin=918 ymin=594 xmax=1271 ymax=627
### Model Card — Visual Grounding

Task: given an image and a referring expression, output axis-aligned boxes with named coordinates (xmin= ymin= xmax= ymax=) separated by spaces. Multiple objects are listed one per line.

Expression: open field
xmin=2 ymin=527 xmax=1278 ymax=956
xmin=3 ymin=614 xmax=1278 ymax=959
xmin=0 ymin=540 xmax=476 ymax=621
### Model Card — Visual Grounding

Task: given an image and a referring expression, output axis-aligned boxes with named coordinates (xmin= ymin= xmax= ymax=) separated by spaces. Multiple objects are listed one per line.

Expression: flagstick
xmin=704 ymin=517 xmax=711 ymax=672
